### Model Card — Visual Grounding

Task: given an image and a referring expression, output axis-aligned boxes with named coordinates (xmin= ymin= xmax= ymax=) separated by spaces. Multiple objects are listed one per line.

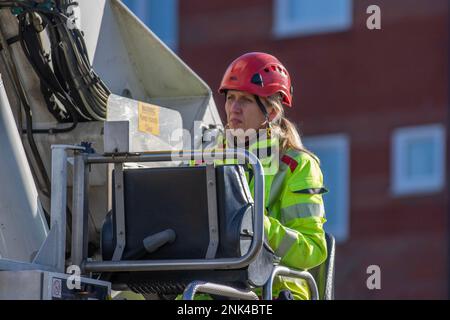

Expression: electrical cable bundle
xmin=1 ymin=0 xmax=110 ymax=129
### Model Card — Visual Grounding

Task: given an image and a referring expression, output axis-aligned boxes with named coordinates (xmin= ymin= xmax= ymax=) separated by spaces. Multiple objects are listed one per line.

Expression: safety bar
xmin=69 ymin=149 xmax=265 ymax=273
xmin=263 ymin=266 xmax=319 ymax=300
xmin=182 ymin=281 xmax=259 ymax=300
xmin=50 ymin=145 xmax=85 ymax=272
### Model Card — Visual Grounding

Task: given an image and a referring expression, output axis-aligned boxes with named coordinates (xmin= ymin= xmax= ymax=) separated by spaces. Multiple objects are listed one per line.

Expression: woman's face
xmin=225 ymin=90 xmax=267 ymax=132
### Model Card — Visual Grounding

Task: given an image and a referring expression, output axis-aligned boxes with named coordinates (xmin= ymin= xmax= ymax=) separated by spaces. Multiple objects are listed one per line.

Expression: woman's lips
xmin=229 ymin=119 xmax=242 ymax=126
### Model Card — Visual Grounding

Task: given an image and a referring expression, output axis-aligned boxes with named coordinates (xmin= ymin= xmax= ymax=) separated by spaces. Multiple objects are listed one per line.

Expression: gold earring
xmin=267 ymin=124 xmax=272 ymax=139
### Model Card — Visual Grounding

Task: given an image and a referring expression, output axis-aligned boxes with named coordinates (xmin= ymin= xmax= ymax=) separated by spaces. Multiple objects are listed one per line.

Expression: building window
xmin=391 ymin=124 xmax=446 ymax=196
xmin=273 ymin=0 xmax=353 ymax=38
xmin=122 ymin=0 xmax=178 ymax=51
xmin=304 ymin=134 xmax=350 ymax=243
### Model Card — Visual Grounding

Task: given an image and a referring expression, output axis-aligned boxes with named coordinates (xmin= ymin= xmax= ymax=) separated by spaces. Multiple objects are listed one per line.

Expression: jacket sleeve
xmin=264 ymin=154 xmax=328 ymax=270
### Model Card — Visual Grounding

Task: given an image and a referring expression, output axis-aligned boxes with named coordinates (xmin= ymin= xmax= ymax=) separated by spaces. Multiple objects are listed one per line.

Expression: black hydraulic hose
xmin=51 ymin=20 xmax=94 ymax=118
xmin=4 ymin=5 xmax=110 ymax=124
xmin=54 ymin=19 xmax=106 ymax=120
xmin=18 ymin=12 xmax=80 ymax=134
xmin=8 ymin=52 xmax=51 ymax=201
xmin=44 ymin=14 xmax=92 ymax=120
xmin=43 ymin=10 xmax=110 ymax=119
xmin=2 ymin=44 xmax=51 ymax=210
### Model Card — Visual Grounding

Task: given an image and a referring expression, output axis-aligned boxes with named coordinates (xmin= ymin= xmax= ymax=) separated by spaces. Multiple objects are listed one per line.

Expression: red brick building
xmin=176 ymin=0 xmax=448 ymax=299
xmin=126 ymin=0 xmax=449 ymax=299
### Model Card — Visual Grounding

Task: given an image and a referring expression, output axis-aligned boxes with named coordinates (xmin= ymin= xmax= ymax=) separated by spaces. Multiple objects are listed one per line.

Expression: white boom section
xmin=0 ymin=75 xmax=49 ymax=262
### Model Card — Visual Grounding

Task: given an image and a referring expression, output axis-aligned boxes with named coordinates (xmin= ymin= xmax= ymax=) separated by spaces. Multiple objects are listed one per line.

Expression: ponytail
xmin=263 ymin=95 xmax=320 ymax=164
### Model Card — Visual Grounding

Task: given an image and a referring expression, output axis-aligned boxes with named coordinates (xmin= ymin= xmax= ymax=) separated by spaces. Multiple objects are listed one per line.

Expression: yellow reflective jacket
xmin=193 ymin=135 xmax=328 ymax=300
xmin=248 ymin=138 xmax=328 ymax=300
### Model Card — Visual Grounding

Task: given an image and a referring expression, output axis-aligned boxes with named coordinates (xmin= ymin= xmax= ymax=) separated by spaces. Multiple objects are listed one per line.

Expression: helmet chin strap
xmin=255 ymin=95 xmax=269 ymax=121
xmin=255 ymin=95 xmax=272 ymax=133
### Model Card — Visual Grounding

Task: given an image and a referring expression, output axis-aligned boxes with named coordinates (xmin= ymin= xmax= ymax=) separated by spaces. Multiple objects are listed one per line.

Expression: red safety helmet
xmin=219 ymin=52 xmax=293 ymax=107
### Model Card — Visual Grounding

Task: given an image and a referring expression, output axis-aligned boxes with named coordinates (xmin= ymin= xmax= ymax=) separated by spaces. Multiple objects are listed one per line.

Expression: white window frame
xmin=391 ymin=124 xmax=446 ymax=197
xmin=303 ymin=134 xmax=350 ymax=243
xmin=273 ymin=0 xmax=353 ymax=38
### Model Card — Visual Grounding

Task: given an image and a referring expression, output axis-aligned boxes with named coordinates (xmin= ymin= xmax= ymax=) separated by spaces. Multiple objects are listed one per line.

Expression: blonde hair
xmin=262 ymin=94 xmax=319 ymax=163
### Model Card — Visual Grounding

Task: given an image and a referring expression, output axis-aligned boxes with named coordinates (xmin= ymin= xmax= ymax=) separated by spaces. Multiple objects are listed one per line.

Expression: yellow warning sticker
xmin=138 ymin=102 xmax=160 ymax=136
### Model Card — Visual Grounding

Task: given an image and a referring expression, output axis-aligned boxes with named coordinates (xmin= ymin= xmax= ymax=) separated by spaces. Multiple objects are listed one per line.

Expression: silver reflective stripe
xmin=280 ymin=203 xmax=325 ymax=224
xmin=275 ymin=228 xmax=298 ymax=257
xmin=268 ymin=169 xmax=288 ymax=205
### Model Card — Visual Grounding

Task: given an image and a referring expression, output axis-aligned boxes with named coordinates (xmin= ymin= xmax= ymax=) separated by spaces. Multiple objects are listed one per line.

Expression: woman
xmin=218 ymin=52 xmax=328 ymax=300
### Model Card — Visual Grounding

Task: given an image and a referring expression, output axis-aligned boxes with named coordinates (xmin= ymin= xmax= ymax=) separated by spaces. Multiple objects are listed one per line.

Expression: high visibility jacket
xmin=247 ymin=137 xmax=328 ymax=300
xmin=193 ymin=135 xmax=328 ymax=300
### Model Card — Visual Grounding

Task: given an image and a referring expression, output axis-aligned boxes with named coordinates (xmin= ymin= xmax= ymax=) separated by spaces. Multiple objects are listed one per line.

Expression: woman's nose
xmin=230 ymin=100 xmax=242 ymax=113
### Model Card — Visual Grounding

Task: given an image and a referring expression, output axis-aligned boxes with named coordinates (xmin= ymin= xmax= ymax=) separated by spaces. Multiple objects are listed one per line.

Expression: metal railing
xmin=182 ymin=281 xmax=259 ymax=300
xmin=57 ymin=148 xmax=265 ymax=272
xmin=49 ymin=145 xmax=320 ymax=300
xmin=263 ymin=266 xmax=319 ymax=300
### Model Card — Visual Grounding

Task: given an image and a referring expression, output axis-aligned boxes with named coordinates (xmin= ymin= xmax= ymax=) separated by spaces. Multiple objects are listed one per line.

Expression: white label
xmin=52 ymin=278 xmax=62 ymax=298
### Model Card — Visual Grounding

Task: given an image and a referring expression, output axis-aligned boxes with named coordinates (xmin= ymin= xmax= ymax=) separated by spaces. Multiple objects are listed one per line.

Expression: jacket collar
xmin=222 ymin=131 xmax=280 ymax=172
